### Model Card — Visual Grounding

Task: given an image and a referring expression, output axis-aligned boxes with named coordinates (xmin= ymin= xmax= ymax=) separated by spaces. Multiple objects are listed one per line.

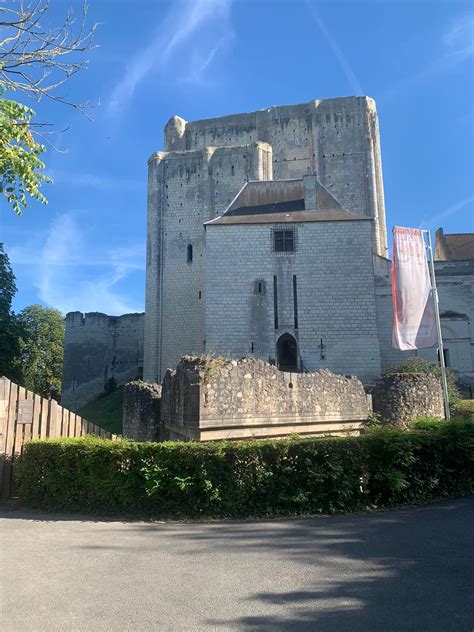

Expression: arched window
xmin=187 ymin=244 xmax=193 ymax=263
xmin=276 ymin=333 xmax=298 ymax=372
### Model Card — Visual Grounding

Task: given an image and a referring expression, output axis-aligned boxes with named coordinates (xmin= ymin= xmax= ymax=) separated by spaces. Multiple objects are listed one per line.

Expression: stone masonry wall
xmin=205 ymin=220 xmax=382 ymax=382
xmin=375 ymin=256 xmax=474 ymax=386
xmin=62 ymin=311 xmax=144 ymax=410
xmin=160 ymin=356 xmax=371 ymax=441
xmin=144 ymin=143 xmax=272 ymax=383
xmin=371 ymin=373 xmax=444 ymax=428
xmin=123 ymin=381 xmax=162 ymax=442
xmin=164 ymin=98 xmax=387 ymax=254
xmin=144 ymin=96 xmax=388 ymax=383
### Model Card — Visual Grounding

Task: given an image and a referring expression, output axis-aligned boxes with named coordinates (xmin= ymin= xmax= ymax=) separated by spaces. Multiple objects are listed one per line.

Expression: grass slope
xmin=78 ymin=388 xmax=123 ymax=435
xmin=456 ymin=400 xmax=474 ymax=420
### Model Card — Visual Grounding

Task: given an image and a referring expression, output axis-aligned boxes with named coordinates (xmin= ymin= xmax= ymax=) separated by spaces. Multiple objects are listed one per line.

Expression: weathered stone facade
xmin=144 ymin=97 xmax=388 ymax=383
xmin=123 ymin=380 xmax=161 ymax=442
xmin=371 ymin=374 xmax=444 ymax=428
xmin=63 ymin=98 xmax=473 ymax=408
xmin=205 ymin=205 xmax=381 ymax=382
xmin=61 ymin=311 xmax=144 ymax=410
xmin=132 ymin=356 xmax=371 ymax=442
xmin=375 ymin=258 xmax=474 ymax=387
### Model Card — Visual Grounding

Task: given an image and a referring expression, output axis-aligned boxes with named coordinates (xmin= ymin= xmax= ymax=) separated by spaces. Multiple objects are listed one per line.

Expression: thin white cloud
xmin=418 ymin=195 xmax=474 ymax=229
xmin=107 ymin=0 xmax=233 ymax=116
xmin=48 ymin=170 xmax=143 ymax=192
xmin=181 ymin=40 xmax=223 ymax=86
xmin=442 ymin=12 xmax=474 ymax=62
xmin=306 ymin=0 xmax=364 ymax=95
xmin=12 ymin=213 xmax=144 ymax=315
xmin=384 ymin=12 xmax=474 ymax=98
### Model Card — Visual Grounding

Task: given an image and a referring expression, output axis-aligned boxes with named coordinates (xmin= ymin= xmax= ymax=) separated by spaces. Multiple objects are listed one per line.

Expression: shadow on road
xmin=2 ymin=497 xmax=473 ymax=630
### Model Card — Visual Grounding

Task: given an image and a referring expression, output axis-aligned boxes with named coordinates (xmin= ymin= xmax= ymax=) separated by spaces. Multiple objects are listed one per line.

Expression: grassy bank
xmin=77 ymin=388 xmax=123 ymax=435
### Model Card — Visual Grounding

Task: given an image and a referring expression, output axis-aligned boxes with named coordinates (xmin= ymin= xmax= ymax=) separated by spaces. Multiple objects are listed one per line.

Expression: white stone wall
xmin=205 ymin=220 xmax=381 ymax=382
xmin=375 ymin=257 xmax=474 ymax=385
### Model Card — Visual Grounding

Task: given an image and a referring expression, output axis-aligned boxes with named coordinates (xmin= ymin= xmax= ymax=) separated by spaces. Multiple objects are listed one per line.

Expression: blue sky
xmin=2 ymin=0 xmax=473 ymax=315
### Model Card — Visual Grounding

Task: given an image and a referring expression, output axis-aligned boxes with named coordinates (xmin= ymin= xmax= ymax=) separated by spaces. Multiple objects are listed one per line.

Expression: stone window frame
xmin=254 ymin=278 xmax=267 ymax=295
xmin=271 ymin=225 xmax=298 ymax=254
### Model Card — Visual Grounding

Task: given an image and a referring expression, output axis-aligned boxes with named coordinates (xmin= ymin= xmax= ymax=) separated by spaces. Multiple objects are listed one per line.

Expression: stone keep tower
xmin=144 ymin=96 xmax=387 ymax=382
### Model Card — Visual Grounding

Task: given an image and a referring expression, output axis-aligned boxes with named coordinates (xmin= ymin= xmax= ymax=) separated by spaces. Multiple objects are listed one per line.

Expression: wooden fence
xmin=0 ymin=376 xmax=118 ymax=499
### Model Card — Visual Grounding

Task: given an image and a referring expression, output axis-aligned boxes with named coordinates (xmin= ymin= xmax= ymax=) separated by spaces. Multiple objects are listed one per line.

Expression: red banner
xmin=391 ymin=226 xmax=437 ymax=350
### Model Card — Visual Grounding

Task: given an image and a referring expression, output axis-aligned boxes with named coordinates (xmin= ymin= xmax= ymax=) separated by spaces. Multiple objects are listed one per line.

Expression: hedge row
xmin=17 ymin=421 xmax=474 ymax=517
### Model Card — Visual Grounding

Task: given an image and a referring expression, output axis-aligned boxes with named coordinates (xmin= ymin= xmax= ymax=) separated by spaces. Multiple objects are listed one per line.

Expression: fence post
xmin=0 ymin=378 xmax=10 ymax=498
xmin=48 ymin=400 xmax=59 ymax=438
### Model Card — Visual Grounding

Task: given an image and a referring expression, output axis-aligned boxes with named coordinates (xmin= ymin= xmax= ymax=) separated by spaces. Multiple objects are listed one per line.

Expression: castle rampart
xmin=61 ymin=311 xmax=144 ymax=410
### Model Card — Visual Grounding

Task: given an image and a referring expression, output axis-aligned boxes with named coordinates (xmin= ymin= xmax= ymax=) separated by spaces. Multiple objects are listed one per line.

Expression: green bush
xmin=17 ymin=421 xmax=474 ymax=518
xmin=455 ymin=400 xmax=474 ymax=421
xmin=409 ymin=416 xmax=444 ymax=430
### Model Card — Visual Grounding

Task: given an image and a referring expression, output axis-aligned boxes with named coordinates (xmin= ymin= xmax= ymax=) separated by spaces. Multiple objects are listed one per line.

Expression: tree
xmin=0 ymin=1 xmax=97 ymax=215
xmin=0 ymin=91 xmax=51 ymax=215
xmin=15 ymin=304 xmax=64 ymax=398
xmin=0 ymin=243 xmax=22 ymax=379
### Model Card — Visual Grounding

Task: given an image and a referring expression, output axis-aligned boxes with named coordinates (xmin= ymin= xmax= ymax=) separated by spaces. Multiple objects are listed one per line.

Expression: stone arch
xmin=277 ymin=333 xmax=298 ymax=372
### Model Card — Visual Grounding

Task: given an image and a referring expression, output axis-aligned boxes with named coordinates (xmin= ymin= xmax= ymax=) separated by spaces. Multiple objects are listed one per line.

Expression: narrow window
xmin=198 ymin=290 xmax=202 ymax=299
xmin=187 ymin=244 xmax=193 ymax=263
xmin=258 ymin=282 xmax=262 ymax=293
xmin=444 ymin=349 xmax=450 ymax=367
xmin=439 ymin=348 xmax=450 ymax=367
xmin=293 ymin=275 xmax=298 ymax=329
xmin=273 ymin=275 xmax=278 ymax=329
xmin=274 ymin=229 xmax=295 ymax=252
xmin=231 ymin=165 xmax=235 ymax=176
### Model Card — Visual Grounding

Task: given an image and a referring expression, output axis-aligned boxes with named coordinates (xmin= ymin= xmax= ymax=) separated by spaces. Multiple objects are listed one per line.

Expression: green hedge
xmin=17 ymin=421 xmax=474 ymax=518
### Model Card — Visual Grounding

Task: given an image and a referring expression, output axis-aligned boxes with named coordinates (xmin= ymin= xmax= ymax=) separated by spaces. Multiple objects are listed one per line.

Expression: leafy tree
xmin=0 ymin=91 xmax=51 ymax=215
xmin=15 ymin=304 xmax=64 ymax=398
xmin=0 ymin=1 xmax=97 ymax=215
xmin=0 ymin=242 xmax=21 ymax=379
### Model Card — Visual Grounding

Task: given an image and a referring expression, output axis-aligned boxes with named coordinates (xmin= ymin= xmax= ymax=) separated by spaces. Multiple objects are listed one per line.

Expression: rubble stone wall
xmin=371 ymin=373 xmax=444 ymax=428
xmin=160 ymin=356 xmax=371 ymax=441
xmin=123 ymin=381 xmax=162 ymax=442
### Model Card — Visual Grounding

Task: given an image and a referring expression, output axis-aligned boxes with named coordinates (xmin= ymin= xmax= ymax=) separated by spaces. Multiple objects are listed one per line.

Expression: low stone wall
xmin=371 ymin=374 xmax=444 ymax=428
xmin=161 ymin=356 xmax=370 ymax=441
xmin=123 ymin=381 xmax=162 ymax=441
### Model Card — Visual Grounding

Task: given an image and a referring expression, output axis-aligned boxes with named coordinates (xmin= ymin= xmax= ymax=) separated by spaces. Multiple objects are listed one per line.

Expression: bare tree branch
xmin=0 ymin=0 xmax=98 ymax=117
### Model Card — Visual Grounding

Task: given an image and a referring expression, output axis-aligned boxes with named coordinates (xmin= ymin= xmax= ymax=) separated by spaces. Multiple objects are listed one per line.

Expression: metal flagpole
xmin=424 ymin=229 xmax=450 ymax=419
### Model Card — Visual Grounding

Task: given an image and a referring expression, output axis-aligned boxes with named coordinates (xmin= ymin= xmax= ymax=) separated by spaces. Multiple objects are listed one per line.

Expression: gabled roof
xmin=205 ymin=178 xmax=368 ymax=226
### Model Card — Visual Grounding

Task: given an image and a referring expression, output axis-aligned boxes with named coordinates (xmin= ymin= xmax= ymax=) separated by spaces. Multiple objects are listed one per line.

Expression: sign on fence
xmin=17 ymin=400 xmax=34 ymax=424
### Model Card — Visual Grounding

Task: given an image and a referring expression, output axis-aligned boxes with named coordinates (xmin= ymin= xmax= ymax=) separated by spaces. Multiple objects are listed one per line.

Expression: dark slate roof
xmin=206 ymin=179 xmax=368 ymax=226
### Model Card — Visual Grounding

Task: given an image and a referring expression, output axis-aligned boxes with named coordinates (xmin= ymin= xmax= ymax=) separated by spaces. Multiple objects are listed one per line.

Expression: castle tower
xmin=144 ymin=97 xmax=388 ymax=382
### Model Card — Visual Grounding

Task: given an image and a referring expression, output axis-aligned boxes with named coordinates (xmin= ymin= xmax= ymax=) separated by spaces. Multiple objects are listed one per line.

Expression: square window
xmin=273 ymin=229 xmax=295 ymax=252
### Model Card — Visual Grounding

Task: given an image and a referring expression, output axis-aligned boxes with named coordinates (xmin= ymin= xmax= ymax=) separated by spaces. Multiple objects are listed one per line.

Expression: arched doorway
xmin=277 ymin=334 xmax=298 ymax=372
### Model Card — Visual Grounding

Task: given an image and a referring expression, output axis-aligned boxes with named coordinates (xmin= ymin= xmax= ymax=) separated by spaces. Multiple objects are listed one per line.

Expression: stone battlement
xmin=61 ymin=311 xmax=145 ymax=410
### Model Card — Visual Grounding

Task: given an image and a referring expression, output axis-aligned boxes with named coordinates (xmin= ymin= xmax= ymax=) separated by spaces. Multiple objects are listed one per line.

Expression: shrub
xmin=409 ymin=417 xmax=444 ymax=430
xmin=385 ymin=357 xmax=461 ymax=410
xmin=16 ymin=422 xmax=474 ymax=518
xmin=454 ymin=400 xmax=474 ymax=421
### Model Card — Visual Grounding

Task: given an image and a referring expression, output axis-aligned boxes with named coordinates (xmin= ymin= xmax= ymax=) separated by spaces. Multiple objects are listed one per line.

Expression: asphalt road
xmin=1 ymin=498 xmax=473 ymax=631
